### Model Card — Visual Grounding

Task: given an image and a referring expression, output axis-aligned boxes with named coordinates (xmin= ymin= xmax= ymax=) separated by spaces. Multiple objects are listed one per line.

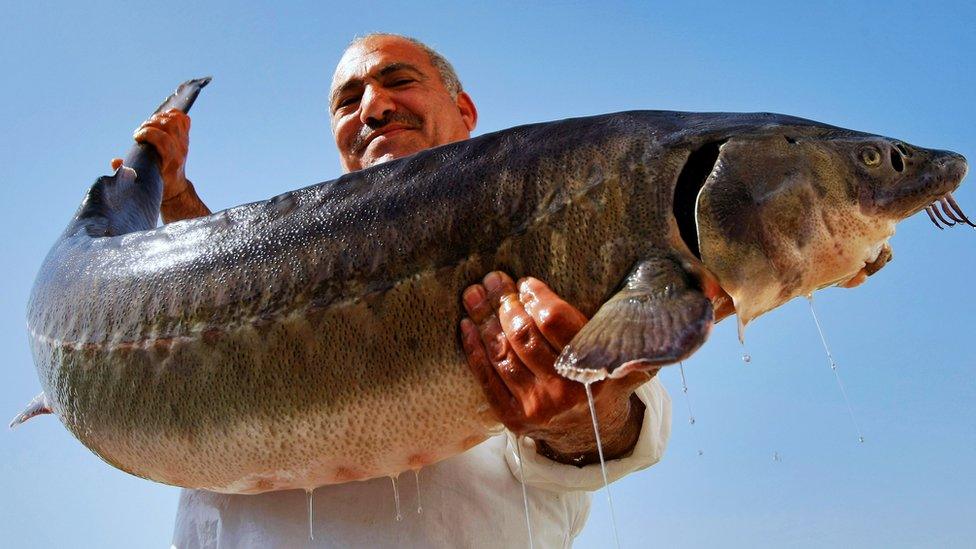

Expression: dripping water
xmin=678 ymin=362 xmax=696 ymax=424
xmin=585 ymin=382 xmax=621 ymax=549
xmin=678 ymin=362 xmax=704 ymax=456
xmin=773 ymin=451 xmax=781 ymax=462
xmin=391 ymin=475 xmax=403 ymax=521
xmin=807 ymin=295 xmax=865 ymax=444
xmin=514 ymin=437 xmax=535 ymax=549
xmin=737 ymin=317 xmax=752 ymax=364
xmin=413 ymin=469 xmax=423 ymax=515
xmin=305 ymin=488 xmax=315 ymax=541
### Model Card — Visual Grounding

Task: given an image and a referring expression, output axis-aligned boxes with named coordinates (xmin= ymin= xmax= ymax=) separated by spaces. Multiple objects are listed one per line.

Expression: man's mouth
xmin=356 ymin=124 xmax=419 ymax=154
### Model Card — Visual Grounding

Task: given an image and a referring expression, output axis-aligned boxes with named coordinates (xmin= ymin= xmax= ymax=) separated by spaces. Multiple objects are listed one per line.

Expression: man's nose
xmin=359 ymin=85 xmax=395 ymax=126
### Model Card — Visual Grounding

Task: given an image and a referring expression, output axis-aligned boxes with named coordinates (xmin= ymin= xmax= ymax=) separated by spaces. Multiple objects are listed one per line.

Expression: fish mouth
xmin=923 ymin=192 xmax=976 ymax=229
xmin=863 ymin=241 xmax=893 ymax=275
xmin=837 ymin=239 xmax=893 ymax=289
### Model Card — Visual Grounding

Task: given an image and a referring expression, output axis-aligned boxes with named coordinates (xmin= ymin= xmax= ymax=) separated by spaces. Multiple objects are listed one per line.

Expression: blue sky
xmin=1 ymin=1 xmax=973 ymax=547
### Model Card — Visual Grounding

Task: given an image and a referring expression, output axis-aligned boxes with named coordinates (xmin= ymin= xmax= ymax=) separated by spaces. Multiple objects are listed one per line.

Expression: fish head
xmin=692 ymin=124 xmax=968 ymax=327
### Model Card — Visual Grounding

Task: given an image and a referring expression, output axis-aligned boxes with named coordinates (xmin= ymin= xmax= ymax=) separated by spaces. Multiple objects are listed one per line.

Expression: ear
xmin=456 ymin=91 xmax=478 ymax=132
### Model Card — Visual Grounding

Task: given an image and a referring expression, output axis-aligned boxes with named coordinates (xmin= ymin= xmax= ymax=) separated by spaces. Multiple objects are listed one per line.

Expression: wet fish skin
xmin=30 ymin=108 xmax=680 ymax=492
xmin=695 ymin=129 xmax=967 ymax=325
xmin=21 ymin=80 xmax=968 ymax=493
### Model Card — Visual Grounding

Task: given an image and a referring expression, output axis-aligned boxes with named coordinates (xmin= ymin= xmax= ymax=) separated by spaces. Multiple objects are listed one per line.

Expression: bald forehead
xmin=331 ymin=36 xmax=433 ymax=91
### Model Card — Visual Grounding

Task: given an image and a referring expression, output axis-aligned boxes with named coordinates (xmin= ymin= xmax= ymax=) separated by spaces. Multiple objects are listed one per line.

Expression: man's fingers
xmin=589 ymin=369 xmax=656 ymax=403
xmin=134 ymin=126 xmax=174 ymax=149
xmin=460 ymin=318 xmax=516 ymax=420
xmin=137 ymin=110 xmax=190 ymax=151
xmin=146 ymin=109 xmax=190 ymax=130
xmin=461 ymin=270 xmax=517 ymax=323
xmin=462 ymin=284 xmax=492 ymax=324
xmin=483 ymin=271 xmax=517 ymax=309
xmin=498 ymin=294 xmax=559 ymax=378
xmin=518 ymin=277 xmax=587 ymax=349
xmin=618 ymin=369 xmax=656 ymax=391
xmin=162 ymin=108 xmax=191 ymax=131
xmin=462 ymin=276 xmax=537 ymax=396
xmin=110 ymin=158 xmax=123 ymax=171
xmin=478 ymin=313 xmax=536 ymax=395
xmin=134 ymin=127 xmax=186 ymax=170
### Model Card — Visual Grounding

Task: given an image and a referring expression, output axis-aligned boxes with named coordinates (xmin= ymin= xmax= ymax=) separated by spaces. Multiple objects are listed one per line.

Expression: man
xmin=118 ymin=34 xmax=671 ymax=548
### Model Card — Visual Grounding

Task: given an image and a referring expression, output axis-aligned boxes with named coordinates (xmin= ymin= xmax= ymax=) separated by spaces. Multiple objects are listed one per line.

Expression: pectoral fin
xmin=9 ymin=392 xmax=53 ymax=429
xmin=555 ymin=255 xmax=714 ymax=382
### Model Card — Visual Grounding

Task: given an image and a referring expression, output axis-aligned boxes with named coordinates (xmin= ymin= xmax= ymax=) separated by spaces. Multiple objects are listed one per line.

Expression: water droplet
xmin=413 ymin=469 xmax=423 ymax=515
xmin=808 ymin=296 xmax=866 ymax=446
xmin=678 ymin=362 xmax=696 ymax=425
xmin=514 ymin=437 xmax=535 ymax=549
xmin=390 ymin=476 xmax=402 ymax=521
xmin=585 ymin=382 xmax=621 ymax=549
xmin=678 ymin=362 xmax=704 ymax=453
xmin=305 ymin=488 xmax=315 ymax=541
xmin=741 ymin=353 xmax=752 ymax=364
xmin=773 ymin=452 xmax=781 ymax=462
xmin=697 ymin=449 xmax=704 ymax=456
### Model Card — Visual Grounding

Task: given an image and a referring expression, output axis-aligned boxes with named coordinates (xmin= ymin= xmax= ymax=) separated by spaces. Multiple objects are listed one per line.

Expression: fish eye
xmin=860 ymin=147 xmax=882 ymax=167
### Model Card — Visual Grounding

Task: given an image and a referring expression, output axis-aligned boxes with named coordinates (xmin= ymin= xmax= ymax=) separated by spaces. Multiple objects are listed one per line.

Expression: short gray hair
xmin=346 ymin=33 xmax=463 ymax=98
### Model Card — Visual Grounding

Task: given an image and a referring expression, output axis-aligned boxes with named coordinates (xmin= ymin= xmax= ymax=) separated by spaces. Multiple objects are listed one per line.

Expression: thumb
xmin=614 ymin=368 xmax=657 ymax=394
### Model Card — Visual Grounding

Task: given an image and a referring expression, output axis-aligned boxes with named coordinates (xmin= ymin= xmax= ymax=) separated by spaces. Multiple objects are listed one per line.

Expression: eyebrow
xmin=329 ymin=62 xmax=426 ymax=110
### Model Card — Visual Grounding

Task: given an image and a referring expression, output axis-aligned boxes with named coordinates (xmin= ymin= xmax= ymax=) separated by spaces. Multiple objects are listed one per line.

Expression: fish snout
xmin=860 ymin=142 xmax=969 ymax=223
xmin=917 ymin=150 xmax=972 ymax=229
xmin=940 ymin=150 xmax=969 ymax=183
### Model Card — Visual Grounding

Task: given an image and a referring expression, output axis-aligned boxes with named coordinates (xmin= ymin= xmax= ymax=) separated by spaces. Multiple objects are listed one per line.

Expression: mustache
xmin=350 ymin=112 xmax=424 ymax=154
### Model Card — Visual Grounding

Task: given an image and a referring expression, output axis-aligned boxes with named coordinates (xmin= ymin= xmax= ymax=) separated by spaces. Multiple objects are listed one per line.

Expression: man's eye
xmin=390 ymin=78 xmax=414 ymax=86
xmin=337 ymin=96 xmax=359 ymax=109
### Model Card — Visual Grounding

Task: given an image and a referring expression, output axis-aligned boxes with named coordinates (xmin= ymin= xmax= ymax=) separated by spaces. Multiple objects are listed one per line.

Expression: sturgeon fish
xmin=14 ymin=79 xmax=969 ymax=494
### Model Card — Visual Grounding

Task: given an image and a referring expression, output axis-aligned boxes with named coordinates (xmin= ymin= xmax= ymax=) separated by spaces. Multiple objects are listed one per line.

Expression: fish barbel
xmin=15 ymin=79 xmax=968 ymax=493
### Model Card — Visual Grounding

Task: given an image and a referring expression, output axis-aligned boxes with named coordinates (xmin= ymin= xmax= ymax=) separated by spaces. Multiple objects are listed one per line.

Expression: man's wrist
xmin=534 ymin=393 xmax=646 ymax=467
xmin=161 ymin=178 xmax=212 ymax=223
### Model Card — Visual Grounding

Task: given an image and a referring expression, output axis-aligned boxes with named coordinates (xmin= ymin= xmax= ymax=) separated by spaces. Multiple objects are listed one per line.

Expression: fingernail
xmin=484 ymin=272 xmax=502 ymax=294
xmin=462 ymin=286 xmax=485 ymax=310
xmin=517 ymin=280 xmax=535 ymax=304
xmin=459 ymin=319 xmax=475 ymax=350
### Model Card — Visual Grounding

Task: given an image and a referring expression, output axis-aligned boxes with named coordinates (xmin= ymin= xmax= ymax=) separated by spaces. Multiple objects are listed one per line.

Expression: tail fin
xmin=64 ymin=77 xmax=212 ymax=239
xmin=9 ymin=392 xmax=52 ymax=429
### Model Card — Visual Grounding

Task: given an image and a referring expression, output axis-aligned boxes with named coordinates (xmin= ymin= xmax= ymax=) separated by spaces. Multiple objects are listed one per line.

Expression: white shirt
xmin=172 ymin=380 xmax=670 ymax=548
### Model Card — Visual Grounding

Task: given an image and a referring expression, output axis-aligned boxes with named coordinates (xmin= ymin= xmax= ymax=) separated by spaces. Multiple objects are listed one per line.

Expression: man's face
xmin=330 ymin=36 xmax=478 ymax=173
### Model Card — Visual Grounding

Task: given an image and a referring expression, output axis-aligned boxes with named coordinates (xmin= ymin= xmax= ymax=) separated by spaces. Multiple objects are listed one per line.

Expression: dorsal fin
xmin=9 ymin=392 xmax=53 ymax=429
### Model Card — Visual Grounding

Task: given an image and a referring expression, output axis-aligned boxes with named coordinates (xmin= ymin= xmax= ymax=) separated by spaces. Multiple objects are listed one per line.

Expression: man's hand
xmin=110 ymin=108 xmax=210 ymax=222
xmin=111 ymin=108 xmax=190 ymax=201
xmin=460 ymin=272 xmax=654 ymax=466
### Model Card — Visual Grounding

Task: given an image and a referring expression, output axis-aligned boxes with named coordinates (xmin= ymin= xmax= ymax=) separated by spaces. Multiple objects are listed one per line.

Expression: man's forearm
xmin=161 ymin=179 xmax=211 ymax=223
xmin=535 ymin=394 xmax=646 ymax=467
